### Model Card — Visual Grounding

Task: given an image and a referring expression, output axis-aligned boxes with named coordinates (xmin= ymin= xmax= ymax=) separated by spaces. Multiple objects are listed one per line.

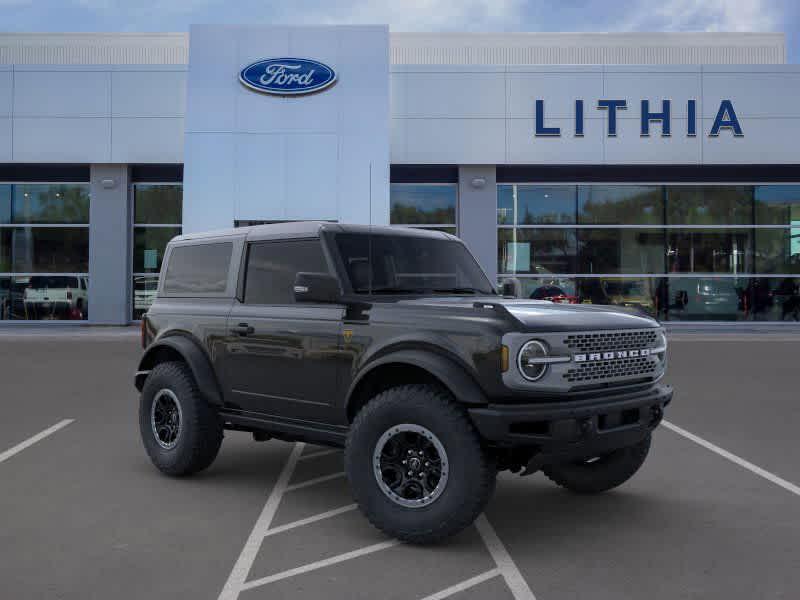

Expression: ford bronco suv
xmin=135 ymin=222 xmax=672 ymax=544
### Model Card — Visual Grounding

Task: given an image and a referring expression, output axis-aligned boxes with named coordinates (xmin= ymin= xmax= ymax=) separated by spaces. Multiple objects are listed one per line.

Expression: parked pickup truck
xmin=135 ymin=222 xmax=673 ymax=543
xmin=23 ymin=275 xmax=88 ymax=320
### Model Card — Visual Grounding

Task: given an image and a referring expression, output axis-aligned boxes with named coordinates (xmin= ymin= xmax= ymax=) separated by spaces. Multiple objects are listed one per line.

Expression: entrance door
xmin=221 ymin=238 xmax=344 ymax=423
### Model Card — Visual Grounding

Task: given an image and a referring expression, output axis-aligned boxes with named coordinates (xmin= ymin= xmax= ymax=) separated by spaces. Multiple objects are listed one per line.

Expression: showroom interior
xmin=0 ymin=28 xmax=798 ymax=324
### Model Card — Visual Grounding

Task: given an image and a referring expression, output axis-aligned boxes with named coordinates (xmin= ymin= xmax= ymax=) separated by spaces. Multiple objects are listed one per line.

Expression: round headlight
xmin=518 ymin=340 xmax=549 ymax=381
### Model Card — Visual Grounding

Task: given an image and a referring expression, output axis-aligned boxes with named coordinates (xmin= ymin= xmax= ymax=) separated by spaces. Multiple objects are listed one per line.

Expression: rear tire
xmin=345 ymin=384 xmax=496 ymax=544
xmin=139 ymin=361 xmax=223 ymax=476
xmin=543 ymin=434 xmax=651 ymax=494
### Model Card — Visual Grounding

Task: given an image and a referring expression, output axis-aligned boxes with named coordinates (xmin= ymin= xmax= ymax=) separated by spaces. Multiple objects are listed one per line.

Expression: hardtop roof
xmin=171 ymin=222 xmax=457 ymax=244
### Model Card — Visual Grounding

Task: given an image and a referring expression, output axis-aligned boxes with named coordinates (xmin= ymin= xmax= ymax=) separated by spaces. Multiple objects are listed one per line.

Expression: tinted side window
xmin=245 ymin=240 xmax=329 ymax=305
xmin=163 ymin=242 xmax=233 ymax=295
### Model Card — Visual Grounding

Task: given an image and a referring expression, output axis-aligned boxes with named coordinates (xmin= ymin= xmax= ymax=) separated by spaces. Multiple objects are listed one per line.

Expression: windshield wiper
xmin=432 ymin=287 xmax=479 ymax=294
xmin=369 ymin=287 xmax=431 ymax=294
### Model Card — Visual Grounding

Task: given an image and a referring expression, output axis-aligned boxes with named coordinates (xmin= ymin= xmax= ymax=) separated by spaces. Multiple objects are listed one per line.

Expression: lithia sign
xmin=535 ymin=99 xmax=743 ymax=138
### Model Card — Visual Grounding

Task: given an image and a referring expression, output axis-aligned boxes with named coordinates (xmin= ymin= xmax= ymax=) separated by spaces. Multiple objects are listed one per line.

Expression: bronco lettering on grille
xmin=574 ymin=348 xmax=651 ymax=362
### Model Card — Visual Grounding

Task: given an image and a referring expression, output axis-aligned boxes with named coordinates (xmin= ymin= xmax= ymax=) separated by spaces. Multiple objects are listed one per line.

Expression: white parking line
xmin=285 ymin=471 xmax=346 ymax=492
xmin=239 ymin=539 xmax=402 ymax=591
xmin=298 ymin=448 xmax=341 ymax=462
xmin=218 ymin=442 xmax=305 ymax=600
xmin=475 ymin=514 xmax=537 ymax=600
xmin=263 ymin=504 xmax=358 ymax=538
xmin=662 ymin=420 xmax=800 ymax=498
xmin=419 ymin=569 xmax=501 ymax=600
xmin=0 ymin=419 xmax=74 ymax=464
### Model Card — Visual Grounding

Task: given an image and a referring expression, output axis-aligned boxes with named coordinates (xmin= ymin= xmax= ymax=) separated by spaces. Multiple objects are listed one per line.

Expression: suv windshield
xmin=334 ymin=232 xmax=495 ymax=295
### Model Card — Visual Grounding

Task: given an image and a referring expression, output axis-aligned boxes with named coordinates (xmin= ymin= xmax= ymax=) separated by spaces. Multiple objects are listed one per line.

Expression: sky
xmin=0 ymin=0 xmax=797 ymax=62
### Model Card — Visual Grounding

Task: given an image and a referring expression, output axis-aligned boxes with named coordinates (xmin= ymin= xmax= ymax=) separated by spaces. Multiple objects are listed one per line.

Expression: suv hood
xmin=396 ymin=296 xmax=660 ymax=331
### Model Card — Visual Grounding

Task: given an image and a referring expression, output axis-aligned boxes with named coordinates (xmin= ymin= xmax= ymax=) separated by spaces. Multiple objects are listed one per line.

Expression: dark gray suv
xmin=135 ymin=222 xmax=672 ymax=543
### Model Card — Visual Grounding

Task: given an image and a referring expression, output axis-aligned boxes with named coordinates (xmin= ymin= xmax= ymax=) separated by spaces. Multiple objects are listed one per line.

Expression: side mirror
xmin=500 ymin=280 xmax=518 ymax=297
xmin=294 ymin=272 xmax=341 ymax=303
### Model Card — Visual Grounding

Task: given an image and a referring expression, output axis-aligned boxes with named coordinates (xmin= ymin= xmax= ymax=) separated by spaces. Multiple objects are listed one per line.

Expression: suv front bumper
xmin=468 ymin=383 xmax=672 ymax=460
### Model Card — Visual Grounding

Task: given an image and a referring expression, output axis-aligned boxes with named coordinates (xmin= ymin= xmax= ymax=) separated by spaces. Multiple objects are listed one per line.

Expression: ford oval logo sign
xmin=239 ymin=58 xmax=337 ymax=96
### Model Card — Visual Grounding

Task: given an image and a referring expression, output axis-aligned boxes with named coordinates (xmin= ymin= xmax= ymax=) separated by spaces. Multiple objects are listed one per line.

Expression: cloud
xmin=280 ymin=0 xmax=525 ymax=31
xmin=622 ymin=0 xmax=780 ymax=32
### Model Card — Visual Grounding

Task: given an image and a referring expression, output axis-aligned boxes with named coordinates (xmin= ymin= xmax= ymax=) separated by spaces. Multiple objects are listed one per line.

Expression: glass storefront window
xmin=578 ymin=229 xmax=665 ymax=274
xmin=390 ymin=184 xmax=457 ymax=226
xmin=665 ymin=277 xmax=748 ymax=321
xmin=0 ymin=182 xmax=90 ymax=321
xmin=755 ymin=228 xmax=800 ymax=274
xmin=666 ymin=229 xmax=752 ymax=274
xmin=754 ymin=185 xmax=800 ymax=225
xmin=133 ymin=227 xmax=181 ymax=273
xmin=498 ymin=185 xmax=575 ymax=225
xmin=1 ymin=275 xmax=89 ymax=321
xmin=577 ymin=277 xmax=661 ymax=318
xmin=1 ymin=184 xmax=90 ymax=224
xmin=666 ymin=186 xmax=752 ymax=225
xmin=578 ymin=186 xmax=662 ymax=225
xmin=133 ymin=185 xmax=182 ymax=225
xmin=498 ymin=228 xmax=576 ymax=275
xmin=132 ymin=183 xmax=183 ymax=319
xmin=499 ymin=277 xmax=577 ymax=301
xmin=1 ymin=228 xmax=89 ymax=273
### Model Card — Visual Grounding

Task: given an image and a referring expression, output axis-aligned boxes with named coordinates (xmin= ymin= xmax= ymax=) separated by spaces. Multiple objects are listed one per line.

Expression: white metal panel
xmin=604 ymin=70 xmax=701 ymax=119
xmin=183 ymin=24 xmax=390 ymax=233
xmin=507 ymin=117 xmax=604 ymax=164
xmin=401 ymin=71 xmax=505 ymax=118
xmin=111 ymin=70 xmax=186 ymax=116
xmin=702 ymin=71 xmax=800 ymax=118
xmin=606 ymin=118 xmax=701 ymax=164
xmin=702 ymin=118 xmax=798 ymax=164
xmin=390 ymin=118 xmax=406 ymax=163
xmin=184 ymin=26 xmax=239 ymax=133
xmin=0 ymin=118 xmax=11 ymax=160
xmin=111 ymin=117 xmax=184 ymax=162
xmin=13 ymin=70 xmax=110 ymax=117
xmin=285 ymin=134 xmax=338 ymax=221
xmin=403 ymin=118 xmax=504 ymax=164
xmin=0 ymin=70 xmax=11 ymax=117
xmin=182 ymin=132 xmax=235 ymax=232
xmin=506 ymin=70 xmax=603 ymax=119
xmin=13 ymin=117 xmax=110 ymax=162
xmin=234 ymin=133 xmax=286 ymax=221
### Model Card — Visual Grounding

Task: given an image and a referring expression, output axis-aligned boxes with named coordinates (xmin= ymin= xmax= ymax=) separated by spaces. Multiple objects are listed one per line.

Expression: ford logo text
xmin=239 ymin=58 xmax=337 ymax=96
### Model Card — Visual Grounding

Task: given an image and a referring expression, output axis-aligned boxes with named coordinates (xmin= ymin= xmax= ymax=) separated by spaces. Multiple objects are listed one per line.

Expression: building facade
xmin=0 ymin=28 xmax=798 ymax=324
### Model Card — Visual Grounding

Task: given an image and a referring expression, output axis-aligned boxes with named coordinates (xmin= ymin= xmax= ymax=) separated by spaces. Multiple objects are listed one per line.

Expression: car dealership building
xmin=0 ymin=27 xmax=799 ymax=324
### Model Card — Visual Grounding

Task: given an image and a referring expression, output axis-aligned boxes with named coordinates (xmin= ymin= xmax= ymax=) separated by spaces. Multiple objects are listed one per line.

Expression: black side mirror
xmin=500 ymin=280 xmax=518 ymax=297
xmin=294 ymin=272 xmax=341 ymax=303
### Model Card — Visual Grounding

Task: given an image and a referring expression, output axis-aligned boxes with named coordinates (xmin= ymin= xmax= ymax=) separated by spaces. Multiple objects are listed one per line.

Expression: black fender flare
xmin=135 ymin=335 xmax=224 ymax=406
xmin=345 ymin=349 xmax=488 ymax=417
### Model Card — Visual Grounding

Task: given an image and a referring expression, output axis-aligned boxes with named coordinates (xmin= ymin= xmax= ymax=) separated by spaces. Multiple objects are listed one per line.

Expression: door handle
xmin=230 ymin=323 xmax=254 ymax=336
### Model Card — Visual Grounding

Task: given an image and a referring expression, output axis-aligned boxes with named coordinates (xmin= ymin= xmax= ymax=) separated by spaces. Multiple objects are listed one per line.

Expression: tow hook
xmin=649 ymin=406 xmax=663 ymax=427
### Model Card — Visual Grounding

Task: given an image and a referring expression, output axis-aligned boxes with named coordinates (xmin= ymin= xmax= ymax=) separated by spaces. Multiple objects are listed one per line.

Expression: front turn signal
xmin=500 ymin=345 xmax=509 ymax=372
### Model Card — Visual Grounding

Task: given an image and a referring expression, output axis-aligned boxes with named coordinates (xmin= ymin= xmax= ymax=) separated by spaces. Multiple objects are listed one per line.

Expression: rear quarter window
xmin=163 ymin=242 xmax=233 ymax=295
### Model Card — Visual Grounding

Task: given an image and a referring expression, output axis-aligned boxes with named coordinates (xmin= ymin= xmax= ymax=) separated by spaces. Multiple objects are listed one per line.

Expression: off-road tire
xmin=543 ymin=434 xmax=651 ymax=494
xmin=345 ymin=384 xmax=496 ymax=544
xmin=139 ymin=361 xmax=223 ymax=476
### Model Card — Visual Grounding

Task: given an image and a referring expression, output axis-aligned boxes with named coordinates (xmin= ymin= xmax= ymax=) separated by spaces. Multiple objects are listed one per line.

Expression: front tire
xmin=345 ymin=384 xmax=496 ymax=544
xmin=543 ymin=434 xmax=651 ymax=494
xmin=139 ymin=361 xmax=223 ymax=476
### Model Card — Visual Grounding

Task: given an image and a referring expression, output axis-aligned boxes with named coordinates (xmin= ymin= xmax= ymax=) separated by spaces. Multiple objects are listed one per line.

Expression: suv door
xmin=221 ymin=238 xmax=344 ymax=423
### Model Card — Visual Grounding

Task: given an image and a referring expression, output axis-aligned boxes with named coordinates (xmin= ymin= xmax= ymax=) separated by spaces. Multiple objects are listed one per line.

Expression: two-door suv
xmin=135 ymin=222 xmax=672 ymax=543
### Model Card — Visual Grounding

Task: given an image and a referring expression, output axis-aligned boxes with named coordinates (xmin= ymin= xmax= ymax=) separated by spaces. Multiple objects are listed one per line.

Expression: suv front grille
xmin=563 ymin=355 xmax=657 ymax=383
xmin=563 ymin=330 xmax=658 ymax=354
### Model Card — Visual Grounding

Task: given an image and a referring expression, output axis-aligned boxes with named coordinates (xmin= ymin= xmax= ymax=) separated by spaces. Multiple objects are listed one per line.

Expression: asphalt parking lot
xmin=1 ymin=328 xmax=799 ymax=599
